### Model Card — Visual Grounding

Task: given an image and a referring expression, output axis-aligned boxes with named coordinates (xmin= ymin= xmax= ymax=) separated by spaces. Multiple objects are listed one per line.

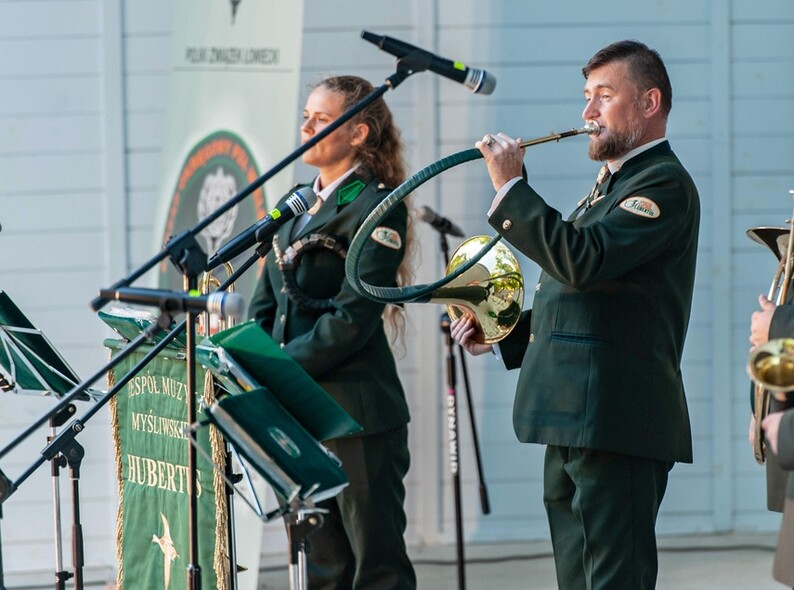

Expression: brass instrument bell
xmin=431 ymin=235 xmax=524 ymax=344
xmin=198 ymin=262 xmax=236 ymax=336
xmin=748 ymin=338 xmax=794 ymax=398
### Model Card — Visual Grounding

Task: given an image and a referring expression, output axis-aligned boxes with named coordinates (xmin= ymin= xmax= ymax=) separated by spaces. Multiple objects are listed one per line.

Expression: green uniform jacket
xmin=491 ymin=141 xmax=699 ymax=463
xmin=248 ymin=172 xmax=410 ymax=436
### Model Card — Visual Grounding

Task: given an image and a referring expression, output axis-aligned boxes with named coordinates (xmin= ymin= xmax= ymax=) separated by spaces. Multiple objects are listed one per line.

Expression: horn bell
xmin=748 ymin=337 xmax=794 ymax=400
xmin=431 ymin=235 xmax=524 ymax=344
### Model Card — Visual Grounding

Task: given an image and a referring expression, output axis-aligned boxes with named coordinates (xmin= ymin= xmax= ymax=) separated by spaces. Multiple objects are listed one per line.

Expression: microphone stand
xmin=439 ymin=314 xmax=466 ymax=590
xmin=0 ymin=46 xmax=432 ymax=588
xmin=437 ymin=230 xmax=492 ymax=590
xmin=63 ymin=425 xmax=86 ymax=590
xmin=49 ymin=403 xmax=80 ymax=590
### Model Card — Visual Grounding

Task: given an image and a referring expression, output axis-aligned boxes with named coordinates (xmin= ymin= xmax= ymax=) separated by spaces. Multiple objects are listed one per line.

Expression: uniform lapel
xmin=294 ymin=172 xmax=369 ymax=240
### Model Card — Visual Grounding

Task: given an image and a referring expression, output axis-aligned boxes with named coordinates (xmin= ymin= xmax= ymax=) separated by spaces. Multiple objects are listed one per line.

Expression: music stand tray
xmin=196 ymin=320 xmax=362 ymax=505
xmin=98 ymin=306 xmax=187 ymax=350
xmin=0 ymin=291 xmax=90 ymax=399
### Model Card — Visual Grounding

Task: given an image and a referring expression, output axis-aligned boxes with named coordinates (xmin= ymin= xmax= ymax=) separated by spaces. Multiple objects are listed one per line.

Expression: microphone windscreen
xmin=418 ymin=205 xmax=431 ymax=222
xmin=207 ymin=292 xmax=246 ymax=321
xmin=295 ymin=185 xmax=318 ymax=211
xmin=478 ymin=72 xmax=497 ymax=96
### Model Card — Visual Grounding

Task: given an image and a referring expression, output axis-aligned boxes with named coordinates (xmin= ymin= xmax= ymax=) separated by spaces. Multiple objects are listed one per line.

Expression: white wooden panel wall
xmin=0 ymin=0 xmax=117 ymax=581
xmin=3 ymin=0 xmax=794 ymax=580
xmin=120 ymin=0 xmax=173 ymax=275
xmin=729 ymin=0 xmax=794 ymax=531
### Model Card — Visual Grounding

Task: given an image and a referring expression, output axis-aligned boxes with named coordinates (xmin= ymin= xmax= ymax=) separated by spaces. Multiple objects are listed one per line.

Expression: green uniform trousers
xmin=543 ymin=446 xmax=673 ymax=590
xmin=307 ymin=426 xmax=415 ymax=590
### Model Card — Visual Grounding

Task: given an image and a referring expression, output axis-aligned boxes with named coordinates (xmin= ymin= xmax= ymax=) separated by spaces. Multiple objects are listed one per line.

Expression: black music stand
xmin=194 ymin=320 xmax=361 ymax=590
xmin=0 ymin=291 xmax=88 ymax=399
xmin=97 ymin=306 xmax=188 ymax=350
xmin=0 ymin=291 xmax=98 ymax=590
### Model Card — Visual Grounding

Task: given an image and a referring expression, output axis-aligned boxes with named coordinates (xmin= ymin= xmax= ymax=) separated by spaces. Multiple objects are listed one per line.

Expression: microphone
xmin=361 ymin=31 xmax=496 ymax=95
xmin=98 ymin=287 xmax=246 ymax=322
xmin=418 ymin=205 xmax=465 ymax=238
xmin=207 ymin=186 xmax=317 ymax=268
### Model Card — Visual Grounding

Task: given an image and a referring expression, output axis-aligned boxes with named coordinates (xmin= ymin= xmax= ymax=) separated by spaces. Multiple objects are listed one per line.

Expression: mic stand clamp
xmin=284 ymin=506 xmax=325 ymax=590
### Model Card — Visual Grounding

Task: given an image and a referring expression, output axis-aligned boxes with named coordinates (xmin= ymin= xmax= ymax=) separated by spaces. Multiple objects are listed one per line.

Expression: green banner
xmin=109 ymin=343 xmax=228 ymax=590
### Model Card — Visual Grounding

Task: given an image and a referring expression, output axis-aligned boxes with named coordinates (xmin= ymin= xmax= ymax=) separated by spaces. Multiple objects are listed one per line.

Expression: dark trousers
xmin=307 ymin=426 xmax=416 ymax=590
xmin=543 ymin=445 xmax=673 ymax=590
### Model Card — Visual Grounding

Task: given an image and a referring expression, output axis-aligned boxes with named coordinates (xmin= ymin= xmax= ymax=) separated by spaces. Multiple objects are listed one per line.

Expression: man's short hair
xmin=582 ymin=40 xmax=672 ymax=117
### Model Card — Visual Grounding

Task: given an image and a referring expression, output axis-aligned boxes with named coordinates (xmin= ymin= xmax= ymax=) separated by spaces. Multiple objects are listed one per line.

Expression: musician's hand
xmin=749 ymin=294 xmax=776 ymax=347
xmin=748 ymin=414 xmax=756 ymax=449
xmin=449 ymin=317 xmax=493 ymax=356
xmin=476 ymin=132 xmax=525 ymax=192
xmin=762 ymin=411 xmax=784 ymax=455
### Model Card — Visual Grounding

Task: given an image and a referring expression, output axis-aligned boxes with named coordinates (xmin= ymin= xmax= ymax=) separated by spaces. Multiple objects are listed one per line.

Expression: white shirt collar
xmin=608 ymin=137 xmax=666 ymax=174
xmin=312 ymin=166 xmax=358 ymax=203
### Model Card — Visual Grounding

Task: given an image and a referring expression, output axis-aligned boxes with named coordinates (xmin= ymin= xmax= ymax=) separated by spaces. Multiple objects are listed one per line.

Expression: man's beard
xmin=588 ymin=107 xmax=645 ymax=162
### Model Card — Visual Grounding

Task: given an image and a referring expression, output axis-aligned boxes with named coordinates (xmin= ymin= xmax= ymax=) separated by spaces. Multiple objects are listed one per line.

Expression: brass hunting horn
xmin=344 ymin=123 xmax=599 ymax=343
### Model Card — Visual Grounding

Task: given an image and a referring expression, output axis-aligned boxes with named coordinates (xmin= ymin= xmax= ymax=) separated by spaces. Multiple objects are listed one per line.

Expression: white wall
xmin=1 ymin=0 xmax=794 ymax=580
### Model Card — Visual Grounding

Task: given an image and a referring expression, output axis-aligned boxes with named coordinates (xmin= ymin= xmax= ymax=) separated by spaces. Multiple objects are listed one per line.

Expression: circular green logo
xmin=159 ymin=130 xmax=266 ymax=301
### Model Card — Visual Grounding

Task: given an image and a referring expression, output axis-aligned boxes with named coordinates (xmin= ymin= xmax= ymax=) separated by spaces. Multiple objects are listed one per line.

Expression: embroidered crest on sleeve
xmin=371 ymin=226 xmax=402 ymax=250
xmin=619 ymin=196 xmax=661 ymax=219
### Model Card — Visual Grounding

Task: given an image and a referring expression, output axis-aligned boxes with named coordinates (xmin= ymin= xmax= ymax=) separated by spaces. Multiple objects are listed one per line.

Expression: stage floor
xmin=257 ymin=532 xmax=785 ymax=590
xmin=0 ymin=532 xmax=783 ymax=589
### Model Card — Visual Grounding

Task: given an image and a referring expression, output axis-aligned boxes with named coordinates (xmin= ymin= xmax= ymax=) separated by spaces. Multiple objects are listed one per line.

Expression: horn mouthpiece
xmin=583 ymin=121 xmax=600 ymax=136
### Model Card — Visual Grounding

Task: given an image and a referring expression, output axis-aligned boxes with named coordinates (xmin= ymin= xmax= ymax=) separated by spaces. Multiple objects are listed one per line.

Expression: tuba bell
xmin=197 ymin=262 xmax=236 ymax=336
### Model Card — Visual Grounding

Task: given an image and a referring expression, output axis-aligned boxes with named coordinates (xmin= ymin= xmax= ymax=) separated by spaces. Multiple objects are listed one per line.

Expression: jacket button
xmin=502 ymin=220 xmax=512 ymax=230
xmin=535 ymin=282 xmax=541 ymax=292
xmin=279 ymin=342 xmax=286 ymax=349
xmin=529 ymin=333 xmax=535 ymax=344
xmin=279 ymin=314 xmax=286 ymax=325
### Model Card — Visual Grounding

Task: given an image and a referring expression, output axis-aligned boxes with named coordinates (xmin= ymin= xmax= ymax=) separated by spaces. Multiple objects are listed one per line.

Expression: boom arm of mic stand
xmin=90 ymin=64 xmax=416 ymax=313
